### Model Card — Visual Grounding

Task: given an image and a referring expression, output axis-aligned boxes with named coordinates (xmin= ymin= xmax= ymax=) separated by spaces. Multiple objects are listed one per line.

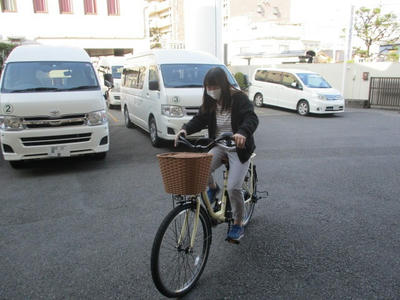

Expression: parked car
xmin=97 ymin=56 xmax=126 ymax=109
xmin=120 ymin=49 xmax=238 ymax=147
xmin=0 ymin=45 xmax=109 ymax=168
xmin=248 ymin=68 xmax=345 ymax=115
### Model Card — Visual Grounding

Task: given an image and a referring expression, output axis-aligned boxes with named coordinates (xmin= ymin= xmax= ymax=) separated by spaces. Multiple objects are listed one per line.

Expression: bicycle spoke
xmin=151 ymin=203 xmax=211 ymax=297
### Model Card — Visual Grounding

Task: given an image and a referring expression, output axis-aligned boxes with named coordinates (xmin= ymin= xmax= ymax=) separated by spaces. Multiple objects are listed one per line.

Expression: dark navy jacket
xmin=182 ymin=92 xmax=259 ymax=163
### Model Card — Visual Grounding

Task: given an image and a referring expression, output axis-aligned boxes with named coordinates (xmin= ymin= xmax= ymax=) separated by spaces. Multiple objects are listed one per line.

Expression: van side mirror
xmin=105 ymin=80 xmax=113 ymax=88
xmin=149 ymin=80 xmax=159 ymax=91
xmin=104 ymin=73 xmax=113 ymax=86
xmin=291 ymin=82 xmax=302 ymax=90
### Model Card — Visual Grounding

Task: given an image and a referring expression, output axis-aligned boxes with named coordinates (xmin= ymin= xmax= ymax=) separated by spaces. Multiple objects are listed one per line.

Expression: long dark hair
xmin=201 ymin=67 xmax=240 ymax=113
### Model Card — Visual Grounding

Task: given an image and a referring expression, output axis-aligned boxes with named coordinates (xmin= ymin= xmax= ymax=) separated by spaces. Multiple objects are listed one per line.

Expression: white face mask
xmin=206 ymin=88 xmax=221 ymax=100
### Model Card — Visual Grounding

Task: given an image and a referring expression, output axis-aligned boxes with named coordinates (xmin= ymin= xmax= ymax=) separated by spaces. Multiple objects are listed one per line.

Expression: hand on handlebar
xmin=174 ymin=129 xmax=187 ymax=147
xmin=233 ymin=133 xmax=246 ymax=149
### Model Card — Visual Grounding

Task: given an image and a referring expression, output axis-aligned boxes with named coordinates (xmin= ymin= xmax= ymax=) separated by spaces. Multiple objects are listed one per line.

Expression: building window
xmin=59 ymin=0 xmax=73 ymax=14
xmin=33 ymin=0 xmax=47 ymax=13
xmin=84 ymin=0 xmax=97 ymax=15
xmin=1 ymin=0 xmax=17 ymax=12
xmin=107 ymin=0 xmax=119 ymax=16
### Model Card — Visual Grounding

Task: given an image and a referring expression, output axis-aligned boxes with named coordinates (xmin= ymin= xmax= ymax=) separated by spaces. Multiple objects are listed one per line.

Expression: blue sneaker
xmin=206 ymin=184 xmax=220 ymax=204
xmin=227 ymin=225 xmax=244 ymax=241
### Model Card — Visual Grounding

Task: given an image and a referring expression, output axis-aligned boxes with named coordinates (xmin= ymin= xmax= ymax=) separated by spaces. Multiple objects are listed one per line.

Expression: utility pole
xmin=341 ymin=5 xmax=355 ymax=97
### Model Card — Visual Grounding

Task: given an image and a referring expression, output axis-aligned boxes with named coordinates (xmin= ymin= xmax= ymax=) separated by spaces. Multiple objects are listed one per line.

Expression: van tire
xmin=93 ymin=152 xmax=107 ymax=160
xmin=149 ymin=117 xmax=162 ymax=147
xmin=297 ymin=100 xmax=309 ymax=116
xmin=124 ymin=107 xmax=135 ymax=128
xmin=254 ymin=93 xmax=264 ymax=107
xmin=9 ymin=161 xmax=24 ymax=169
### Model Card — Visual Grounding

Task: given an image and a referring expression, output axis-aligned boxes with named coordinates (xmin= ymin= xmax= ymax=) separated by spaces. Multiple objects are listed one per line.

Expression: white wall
xmin=184 ymin=0 xmax=223 ymax=61
xmin=0 ymin=0 xmax=148 ymax=50
xmin=229 ymin=62 xmax=400 ymax=101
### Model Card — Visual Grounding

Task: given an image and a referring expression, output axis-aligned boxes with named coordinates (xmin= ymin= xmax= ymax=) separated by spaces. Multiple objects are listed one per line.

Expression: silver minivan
xmin=248 ymin=68 xmax=345 ymax=115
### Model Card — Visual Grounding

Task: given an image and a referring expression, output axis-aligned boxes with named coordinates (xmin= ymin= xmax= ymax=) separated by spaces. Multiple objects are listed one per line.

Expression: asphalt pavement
xmin=1 ymin=106 xmax=400 ymax=299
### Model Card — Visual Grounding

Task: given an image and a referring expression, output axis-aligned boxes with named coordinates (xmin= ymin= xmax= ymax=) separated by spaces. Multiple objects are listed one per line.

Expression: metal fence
xmin=369 ymin=77 xmax=400 ymax=109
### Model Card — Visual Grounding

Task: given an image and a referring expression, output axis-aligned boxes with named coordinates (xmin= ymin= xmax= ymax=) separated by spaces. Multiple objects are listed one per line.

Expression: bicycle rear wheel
xmin=151 ymin=202 xmax=212 ymax=298
xmin=242 ymin=164 xmax=257 ymax=226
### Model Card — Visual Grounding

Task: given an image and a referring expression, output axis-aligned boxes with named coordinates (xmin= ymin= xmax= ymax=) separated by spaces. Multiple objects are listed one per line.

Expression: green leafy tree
xmin=354 ymin=7 xmax=400 ymax=58
xmin=0 ymin=42 xmax=17 ymax=72
xmin=234 ymin=72 xmax=248 ymax=90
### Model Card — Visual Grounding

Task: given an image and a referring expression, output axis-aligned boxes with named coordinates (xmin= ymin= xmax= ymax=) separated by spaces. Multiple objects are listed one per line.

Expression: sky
xmin=290 ymin=0 xmax=400 ymax=49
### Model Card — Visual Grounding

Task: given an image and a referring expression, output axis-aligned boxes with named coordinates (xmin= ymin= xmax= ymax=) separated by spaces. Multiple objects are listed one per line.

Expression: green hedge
xmin=234 ymin=72 xmax=248 ymax=90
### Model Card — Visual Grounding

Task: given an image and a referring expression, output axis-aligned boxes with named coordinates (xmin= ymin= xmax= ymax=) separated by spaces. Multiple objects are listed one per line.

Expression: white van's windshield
xmin=112 ymin=65 xmax=123 ymax=79
xmin=160 ymin=64 xmax=237 ymax=88
xmin=1 ymin=61 xmax=100 ymax=93
xmin=296 ymin=73 xmax=331 ymax=88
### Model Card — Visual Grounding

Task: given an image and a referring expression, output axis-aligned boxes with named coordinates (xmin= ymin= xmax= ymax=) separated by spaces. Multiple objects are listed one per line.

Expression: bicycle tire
xmin=151 ymin=202 xmax=212 ymax=298
xmin=242 ymin=164 xmax=257 ymax=226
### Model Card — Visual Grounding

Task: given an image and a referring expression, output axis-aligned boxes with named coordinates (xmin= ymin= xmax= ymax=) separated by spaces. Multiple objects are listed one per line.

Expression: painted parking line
xmin=107 ymin=111 xmax=119 ymax=123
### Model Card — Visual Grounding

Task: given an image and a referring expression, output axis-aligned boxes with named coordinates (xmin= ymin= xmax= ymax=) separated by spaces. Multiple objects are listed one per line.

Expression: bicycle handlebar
xmin=177 ymin=132 xmax=237 ymax=151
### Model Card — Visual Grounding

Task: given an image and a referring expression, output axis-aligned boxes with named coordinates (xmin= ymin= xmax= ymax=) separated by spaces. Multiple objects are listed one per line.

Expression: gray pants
xmin=208 ymin=145 xmax=250 ymax=223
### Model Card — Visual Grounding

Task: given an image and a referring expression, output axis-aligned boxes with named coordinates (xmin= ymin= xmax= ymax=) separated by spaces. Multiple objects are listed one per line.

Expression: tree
xmin=0 ymin=42 xmax=17 ymax=72
xmin=354 ymin=7 xmax=400 ymax=59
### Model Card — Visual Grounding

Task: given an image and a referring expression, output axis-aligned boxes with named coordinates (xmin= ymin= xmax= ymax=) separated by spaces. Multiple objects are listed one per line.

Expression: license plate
xmin=49 ymin=146 xmax=70 ymax=157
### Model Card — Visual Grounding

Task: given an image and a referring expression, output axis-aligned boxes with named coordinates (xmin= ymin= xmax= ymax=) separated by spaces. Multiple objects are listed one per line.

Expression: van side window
xmin=282 ymin=73 xmax=298 ymax=88
xmin=137 ymin=66 xmax=146 ymax=89
xmin=148 ymin=65 xmax=160 ymax=91
xmin=254 ymin=70 xmax=268 ymax=82
xmin=123 ymin=67 xmax=139 ymax=88
xmin=266 ymin=71 xmax=282 ymax=84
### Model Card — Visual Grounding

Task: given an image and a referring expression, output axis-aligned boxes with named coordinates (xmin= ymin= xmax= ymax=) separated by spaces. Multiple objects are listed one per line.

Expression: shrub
xmin=234 ymin=72 xmax=248 ymax=90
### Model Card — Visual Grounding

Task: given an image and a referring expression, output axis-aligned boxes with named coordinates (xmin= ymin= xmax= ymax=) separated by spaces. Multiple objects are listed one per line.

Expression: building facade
xmin=0 ymin=0 xmax=149 ymax=56
xmin=146 ymin=0 xmax=185 ymax=49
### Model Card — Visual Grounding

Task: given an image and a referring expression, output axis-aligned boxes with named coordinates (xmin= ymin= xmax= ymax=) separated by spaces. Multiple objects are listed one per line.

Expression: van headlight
xmin=161 ymin=105 xmax=184 ymax=118
xmin=86 ymin=110 xmax=108 ymax=126
xmin=0 ymin=115 xmax=25 ymax=131
xmin=317 ymin=93 xmax=326 ymax=100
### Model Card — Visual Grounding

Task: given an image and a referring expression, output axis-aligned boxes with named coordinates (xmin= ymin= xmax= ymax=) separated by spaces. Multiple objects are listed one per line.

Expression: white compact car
xmin=248 ymin=68 xmax=345 ymax=115
xmin=0 ymin=45 xmax=109 ymax=168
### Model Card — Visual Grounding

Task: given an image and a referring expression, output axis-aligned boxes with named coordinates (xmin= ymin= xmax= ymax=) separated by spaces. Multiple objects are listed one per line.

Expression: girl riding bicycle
xmin=174 ymin=67 xmax=258 ymax=242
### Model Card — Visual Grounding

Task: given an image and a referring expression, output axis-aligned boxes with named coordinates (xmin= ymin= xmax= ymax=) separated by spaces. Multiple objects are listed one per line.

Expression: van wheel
xmin=9 ymin=161 xmax=24 ymax=169
xmin=254 ymin=93 xmax=264 ymax=107
xmin=149 ymin=117 xmax=162 ymax=147
xmin=93 ymin=152 xmax=107 ymax=160
xmin=124 ymin=107 xmax=135 ymax=128
xmin=297 ymin=100 xmax=309 ymax=116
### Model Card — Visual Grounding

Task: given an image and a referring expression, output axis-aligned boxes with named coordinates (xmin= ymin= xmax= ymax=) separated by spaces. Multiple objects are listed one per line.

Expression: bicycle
xmin=151 ymin=133 xmax=261 ymax=298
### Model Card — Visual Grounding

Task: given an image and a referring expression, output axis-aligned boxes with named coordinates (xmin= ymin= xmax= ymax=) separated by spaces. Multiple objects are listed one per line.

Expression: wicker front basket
xmin=157 ymin=152 xmax=213 ymax=195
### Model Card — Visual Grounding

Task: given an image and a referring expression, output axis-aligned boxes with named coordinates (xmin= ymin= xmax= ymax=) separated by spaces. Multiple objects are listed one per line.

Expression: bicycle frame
xmin=180 ymin=154 xmax=256 ymax=249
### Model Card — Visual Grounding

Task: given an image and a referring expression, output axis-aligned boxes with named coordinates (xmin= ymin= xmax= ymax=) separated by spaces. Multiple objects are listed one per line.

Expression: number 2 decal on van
xmin=3 ymin=104 xmax=14 ymax=114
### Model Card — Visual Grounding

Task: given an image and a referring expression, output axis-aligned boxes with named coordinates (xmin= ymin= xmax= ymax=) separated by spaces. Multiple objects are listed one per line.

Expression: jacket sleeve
xmin=235 ymin=93 xmax=259 ymax=138
xmin=182 ymin=106 xmax=209 ymax=135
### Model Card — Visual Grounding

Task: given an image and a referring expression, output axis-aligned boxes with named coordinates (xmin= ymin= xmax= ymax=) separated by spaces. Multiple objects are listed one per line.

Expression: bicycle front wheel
xmin=242 ymin=164 xmax=257 ymax=226
xmin=151 ymin=202 xmax=212 ymax=298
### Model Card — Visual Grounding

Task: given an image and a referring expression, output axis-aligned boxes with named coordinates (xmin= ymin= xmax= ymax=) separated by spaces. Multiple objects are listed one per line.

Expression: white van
xmin=97 ymin=56 xmax=126 ymax=109
xmin=120 ymin=50 xmax=238 ymax=147
xmin=0 ymin=45 xmax=109 ymax=168
xmin=248 ymin=68 xmax=345 ymax=115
